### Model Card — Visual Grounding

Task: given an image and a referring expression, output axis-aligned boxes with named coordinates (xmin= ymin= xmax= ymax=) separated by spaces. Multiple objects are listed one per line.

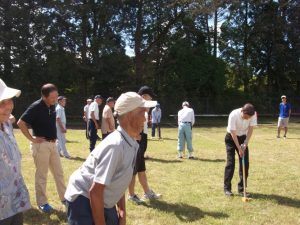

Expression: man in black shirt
xmin=17 ymin=83 xmax=66 ymax=213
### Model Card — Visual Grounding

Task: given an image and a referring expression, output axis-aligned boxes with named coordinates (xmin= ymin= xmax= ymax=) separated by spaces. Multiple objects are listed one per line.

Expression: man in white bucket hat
xmin=65 ymin=92 xmax=156 ymax=225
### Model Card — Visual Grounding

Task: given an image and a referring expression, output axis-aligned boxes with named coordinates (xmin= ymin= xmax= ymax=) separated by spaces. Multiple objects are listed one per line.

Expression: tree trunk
xmin=134 ymin=0 xmax=144 ymax=84
xmin=213 ymin=9 xmax=218 ymax=58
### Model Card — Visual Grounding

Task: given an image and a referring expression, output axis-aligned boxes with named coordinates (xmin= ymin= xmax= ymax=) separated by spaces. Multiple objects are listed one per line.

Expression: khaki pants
xmin=30 ymin=141 xmax=66 ymax=206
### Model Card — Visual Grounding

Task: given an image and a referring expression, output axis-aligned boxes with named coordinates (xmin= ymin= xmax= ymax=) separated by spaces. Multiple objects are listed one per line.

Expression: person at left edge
xmin=64 ymin=92 xmax=157 ymax=225
xmin=17 ymin=83 xmax=66 ymax=213
xmin=0 ymin=79 xmax=31 ymax=225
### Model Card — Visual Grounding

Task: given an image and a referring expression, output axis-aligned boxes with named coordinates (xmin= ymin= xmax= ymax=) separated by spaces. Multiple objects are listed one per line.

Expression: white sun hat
xmin=115 ymin=92 xmax=157 ymax=116
xmin=0 ymin=79 xmax=21 ymax=102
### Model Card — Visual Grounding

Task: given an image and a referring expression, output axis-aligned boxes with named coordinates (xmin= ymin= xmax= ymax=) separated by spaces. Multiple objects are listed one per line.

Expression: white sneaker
xmin=144 ymin=190 xmax=161 ymax=199
xmin=128 ymin=194 xmax=144 ymax=204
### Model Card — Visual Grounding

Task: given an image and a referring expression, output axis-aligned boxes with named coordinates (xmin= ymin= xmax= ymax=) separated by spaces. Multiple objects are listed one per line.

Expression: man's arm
xmin=230 ymin=130 xmax=244 ymax=157
xmin=105 ymin=118 xmax=115 ymax=131
xmin=117 ymin=194 xmax=126 ymax=225
xmin=89 ymin=182 xmax=106 ymax=225
xmin=91 ymin=111 xmax=99 ymax=129
xmin=56 ymin=117 xmax=66 ymax=133
xmin=244 ymin=126 xmax=254 ymax=147
xmin=17 ymin=119 xmax=45 ymax=143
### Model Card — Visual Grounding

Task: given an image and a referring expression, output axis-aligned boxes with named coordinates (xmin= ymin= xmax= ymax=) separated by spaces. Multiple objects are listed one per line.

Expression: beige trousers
xmin=30 ymin=141 xmax=66 ymax=206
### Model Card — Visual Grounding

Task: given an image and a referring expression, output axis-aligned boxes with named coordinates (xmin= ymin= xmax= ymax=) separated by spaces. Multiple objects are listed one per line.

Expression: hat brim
xmin=0 ymin=87 xmax=21 ymax=102
xmin=140 ymin=100 xmax=157 ymax=108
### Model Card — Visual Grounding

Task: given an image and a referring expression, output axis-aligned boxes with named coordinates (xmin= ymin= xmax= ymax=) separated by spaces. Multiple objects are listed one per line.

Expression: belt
xmin=46 ymin=139 xmax=56 ymax=143
xmin=181 ymin=121 xmax=191 ymax=123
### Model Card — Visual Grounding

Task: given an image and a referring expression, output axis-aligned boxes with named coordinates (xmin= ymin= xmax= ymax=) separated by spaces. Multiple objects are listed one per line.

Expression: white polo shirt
xmin=64 ymin=126 xmax=139 ymax=208
xmin=84 ymin=104 xmax=90 ymax=120
xmin=227 ymin=108 xmax=257 ymax=136
xmin=89 ymin=101 xmax=99 ymax=120
xmin=178 ymin=106 xmax=195 ymax=125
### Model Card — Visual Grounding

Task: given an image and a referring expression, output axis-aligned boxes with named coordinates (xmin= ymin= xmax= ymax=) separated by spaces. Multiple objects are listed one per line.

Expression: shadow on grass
xmin=159 ymin=137 xmax=178 ymax=141
xmin=24 ymin=208 xmax=67 ymax=225
xmin=144 ymin=200 xmax=228 ymax=222
xmin=71 ymin=156 xmax=86 ymax=162
xmin=194 ymin=158 xmax=225 ymax=163
xmin=251 ymin=193 xmax=300 ymax=208
xmin=146 ymin=157 xmax=183 ymax=164
xmin=66 ymin=139 xmax=79 ymax=143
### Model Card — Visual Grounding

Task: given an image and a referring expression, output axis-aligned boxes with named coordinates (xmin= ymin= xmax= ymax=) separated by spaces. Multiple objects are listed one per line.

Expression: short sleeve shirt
xmin=101 ymin=105 xmax=115 ymax=134
xmin=56 ymin=104 xmax=66 ymax=125
xmin=178 ymin=107 xmax=195 ymax=125
xmin=227 ymin=108 xmax=257 ymax=136
xmin=84 ymin=104 xmax=90 ymax=120
xmin=0 ymin=121 xmax=31 ymax=220
xmin=20 ymin=99 xmax=57 ymax=139
xmin=64 ymin=126 xmax=139 ymax=208
xmin=89 ymin=101 xmax=99 ymax=120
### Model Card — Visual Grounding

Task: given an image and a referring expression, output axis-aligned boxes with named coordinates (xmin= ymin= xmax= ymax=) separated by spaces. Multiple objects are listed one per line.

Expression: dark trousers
xmin=224 ymin=133 xmax=249 ymax=192
xmin=67 ymin=195 xmax=119 ymax=225
xmin=151 ymin=123 xmax=161 ymax=138
xmin=85 ymin=121 xmax=89 ymax=139
xmin=88 ymin=120 xmax=98 ymax=152
xmin=0 ymin=213 xmax=23 ymax=225
xmin=102 ymin=132 xmax=112 ymax=140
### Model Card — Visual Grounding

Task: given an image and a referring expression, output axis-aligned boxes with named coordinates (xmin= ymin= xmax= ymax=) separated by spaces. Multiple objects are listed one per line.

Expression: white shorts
xmin=278 ymin=117 xmax=289 ymax=128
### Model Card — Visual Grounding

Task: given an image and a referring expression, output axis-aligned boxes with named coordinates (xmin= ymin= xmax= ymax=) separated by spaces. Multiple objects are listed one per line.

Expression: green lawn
xmin=16 ymin=122 xmax=300 ymax=225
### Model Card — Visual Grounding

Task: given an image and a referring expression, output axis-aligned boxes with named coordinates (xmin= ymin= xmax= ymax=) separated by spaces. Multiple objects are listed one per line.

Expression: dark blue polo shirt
xmin=20 ymin=98 xmax=57 ymax=140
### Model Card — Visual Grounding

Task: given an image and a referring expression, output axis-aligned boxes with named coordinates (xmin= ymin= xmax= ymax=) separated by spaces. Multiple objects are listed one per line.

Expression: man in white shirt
xmin=177 ymin=101 xmax=195 ymax=159
xmin=151 ymin=103 xmax=162 ymax=138
xmin=224 ymin=103 xmax=257 ymax=197
xmin=88 ymin=95 xmax=103 ymax=152
xmin=83 ymin=98 xmax=92 ymax=139
xmin=56 ymin=96 xmax=71 ymax=158
xmin=64 ymin=92 xmax=157 ymax=225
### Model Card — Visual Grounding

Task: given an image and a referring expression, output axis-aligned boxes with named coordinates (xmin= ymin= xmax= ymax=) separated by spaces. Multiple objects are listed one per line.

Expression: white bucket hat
xmin=0 ymin=79 xmax=21 ymax=102
xmin=115 ymin=92 xmax=157 ymax=116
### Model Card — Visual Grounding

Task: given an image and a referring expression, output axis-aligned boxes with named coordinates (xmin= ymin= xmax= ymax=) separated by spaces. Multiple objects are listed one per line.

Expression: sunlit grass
xmin=16 ymin=121 xmax=300 ymax=225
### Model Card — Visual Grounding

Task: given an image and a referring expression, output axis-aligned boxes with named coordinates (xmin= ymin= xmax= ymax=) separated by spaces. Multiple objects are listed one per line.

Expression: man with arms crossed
xmin=64 ymin=92 xmax=157 ymax=225
xmin=224 ymin=103 xmax=257 ymax=197
xmin=277 ymin=95 xmax=291 ymax=138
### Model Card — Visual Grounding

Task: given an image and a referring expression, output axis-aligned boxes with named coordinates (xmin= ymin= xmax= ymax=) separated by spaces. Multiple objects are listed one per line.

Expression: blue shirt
xmin=151 ymin=107 xmax=162 ymax=123
xmin=279 ymin=103 xmax=291 ymax=118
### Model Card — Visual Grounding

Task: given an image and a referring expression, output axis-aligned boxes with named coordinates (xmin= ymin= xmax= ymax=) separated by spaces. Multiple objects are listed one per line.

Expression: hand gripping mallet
xmin=241 ymin=144 xmax=252 ymax=202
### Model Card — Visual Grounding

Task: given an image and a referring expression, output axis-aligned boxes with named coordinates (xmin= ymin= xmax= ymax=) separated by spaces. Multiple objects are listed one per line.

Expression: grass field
xmin=16 ymin=121 xmax=300 ymax=225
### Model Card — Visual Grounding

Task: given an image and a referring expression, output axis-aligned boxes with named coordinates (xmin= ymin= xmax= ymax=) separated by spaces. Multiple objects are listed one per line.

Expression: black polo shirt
xmin=20 ymin=98 xmax=57 ymax=140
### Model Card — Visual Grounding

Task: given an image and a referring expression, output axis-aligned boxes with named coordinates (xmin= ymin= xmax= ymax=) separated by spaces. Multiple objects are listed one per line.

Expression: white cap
xmin=115 ymin=92 xmax=157 ymax=116
xmin=182 ymin=101 xmax=189 ymax=107
xmin=0 ymin=79 xmax=21 ymax=102
xmin=281 ymin=95 xmax=286 ymax=99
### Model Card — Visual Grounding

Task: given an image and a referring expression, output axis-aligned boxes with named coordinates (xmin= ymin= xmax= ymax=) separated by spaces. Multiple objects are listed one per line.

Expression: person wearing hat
xmin=64 ymin=92 xmax=157 ymax=225
xmin=0 ymin=79 xmax=31 ymax=224
xmin=101 ymin=97 xmax=115 ymax=140
xmin=17 ymin=83 xmax=66 ymax=213
xmin=151 ymin=103 xmax=162 ymax=139
xmin=88 ymin=95 xmax=103 ymax=152
xmin=83 ymin=98 xmax=93 ymax=139
xmin=56 ymin=96 xmax=71 ymax=158
xmin=277 ymin=95 xmax=291 ymax=138
xmin=177 ymin=101 xmax=195 ymax=159
xmin=224 ymin=103 xmax=257 ymax=197
xmin=128 ymin=86 xmax=161 ymax=205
